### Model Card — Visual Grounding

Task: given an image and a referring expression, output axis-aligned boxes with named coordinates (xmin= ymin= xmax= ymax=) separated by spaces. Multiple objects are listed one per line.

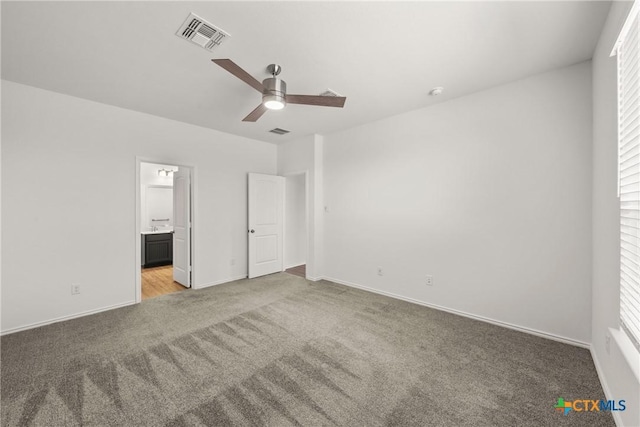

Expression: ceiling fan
xmin=212 ymin=59 xmax=347 ymax=122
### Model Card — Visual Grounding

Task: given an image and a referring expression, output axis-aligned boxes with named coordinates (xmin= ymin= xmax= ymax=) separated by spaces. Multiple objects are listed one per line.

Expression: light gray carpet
xmin=1 ymin=273 xmax=613 ymax=426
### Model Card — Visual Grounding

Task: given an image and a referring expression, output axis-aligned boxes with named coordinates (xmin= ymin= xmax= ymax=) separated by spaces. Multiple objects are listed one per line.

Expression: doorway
xmin=284 ymin=172 xmax=308 ymax=278
xmin=246 ymin=172 xmax=309 ymax=280
xmin=136 ymin=160 xmax=193 ymax=302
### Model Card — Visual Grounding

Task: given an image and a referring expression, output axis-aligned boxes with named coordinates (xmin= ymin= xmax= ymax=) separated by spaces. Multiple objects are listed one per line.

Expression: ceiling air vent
xmin=269 ymin=128 xmax=290 ymax=135
xmin=319 ymin=89 xmax=341 ymax=97
xmin=176 ymin=13 xmax=230 ymax=51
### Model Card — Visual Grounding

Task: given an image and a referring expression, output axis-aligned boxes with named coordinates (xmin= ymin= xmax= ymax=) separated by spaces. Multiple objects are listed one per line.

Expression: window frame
xmin=612 ymin=0 xmax=640 ymax=352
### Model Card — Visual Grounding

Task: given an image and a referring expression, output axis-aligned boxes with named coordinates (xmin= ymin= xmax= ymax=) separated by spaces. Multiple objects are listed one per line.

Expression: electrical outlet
xmin=605 ymin=333 xmax=611 ymax=355
xmin=426 ymin=275 xmax=433 ymax=286
xmin=71 ymin=284 xmax=81 ymax=295
xmin=377 ymin=267 xmax=383 ymax=276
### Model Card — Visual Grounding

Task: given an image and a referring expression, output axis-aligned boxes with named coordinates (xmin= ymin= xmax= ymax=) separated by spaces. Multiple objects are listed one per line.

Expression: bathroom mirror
xmin=145 ymin=185 xmax=173 ymax=229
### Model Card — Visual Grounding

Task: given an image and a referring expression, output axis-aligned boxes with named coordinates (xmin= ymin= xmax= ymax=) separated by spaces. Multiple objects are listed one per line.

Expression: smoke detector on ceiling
xmin=176 ymin=13 xmax=230 ymax=51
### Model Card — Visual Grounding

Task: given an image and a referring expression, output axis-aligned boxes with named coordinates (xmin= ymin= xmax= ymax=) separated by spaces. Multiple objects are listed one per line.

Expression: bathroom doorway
xmin=136 ymin=160 xmax=193 ymax=301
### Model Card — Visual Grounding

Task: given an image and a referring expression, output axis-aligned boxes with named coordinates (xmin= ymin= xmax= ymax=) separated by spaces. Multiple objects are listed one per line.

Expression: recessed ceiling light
xmin=429 ymin=87 xmax=444 ymax=96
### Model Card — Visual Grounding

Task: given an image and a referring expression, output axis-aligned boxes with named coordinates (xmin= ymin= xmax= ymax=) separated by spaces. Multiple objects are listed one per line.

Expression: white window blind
xmin=615 ymin=1 xmax=640 ymax=351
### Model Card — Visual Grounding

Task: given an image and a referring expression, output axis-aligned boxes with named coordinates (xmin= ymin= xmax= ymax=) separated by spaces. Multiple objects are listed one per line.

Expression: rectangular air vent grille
xmin=269 ymin=128 xmax=290 ymax=135
xmin=319 ymin=89 xmax=341 ymax=97
xmin=176 ymin=13 xmax=230 ymax=52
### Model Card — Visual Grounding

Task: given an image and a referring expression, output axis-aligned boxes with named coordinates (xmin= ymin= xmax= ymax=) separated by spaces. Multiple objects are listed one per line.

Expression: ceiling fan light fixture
xmin=262 ymin=76 xmax=287 ymax=110
xmin=264 ymin=95 xmax=285 ymax=110
xmin=211 ymin=59 xmax=347 ymax=122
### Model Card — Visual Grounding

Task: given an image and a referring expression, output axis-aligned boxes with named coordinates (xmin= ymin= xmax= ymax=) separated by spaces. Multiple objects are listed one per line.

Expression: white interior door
xmin=173 ymin=169 xmax=191 ymax=287
xmin=248 ymin=173 xmax=285 ymax=278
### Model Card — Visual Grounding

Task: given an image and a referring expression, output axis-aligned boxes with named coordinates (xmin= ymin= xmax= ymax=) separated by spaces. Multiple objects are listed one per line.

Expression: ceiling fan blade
xmin=286 ymin=94 xmax=346 ymax=108
xmin=212 ymin=59 xmax=264 ymax=93
xmin=242 ymin=104 xmax=268 ymax=122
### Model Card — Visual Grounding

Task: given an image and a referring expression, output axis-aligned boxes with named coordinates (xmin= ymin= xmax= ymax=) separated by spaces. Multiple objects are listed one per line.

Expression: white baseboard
xmin=0 ymin=300 xmax=137 ymax=336
xmin=1 ymin=274 xmax=275 ymax=335
xmin=322 ymin=276 xmax=590 ymax=349
xmin=194 ymin=275 xmax=248 ymax=290
xmin=590 ymin=346 xmax=623 ymax=427
xmin=1 ymin=274 xmax=590 ymax=351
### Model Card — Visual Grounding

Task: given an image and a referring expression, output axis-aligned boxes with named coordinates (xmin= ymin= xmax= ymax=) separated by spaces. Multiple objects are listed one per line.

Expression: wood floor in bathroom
xmin=141 ymin=265 xmax=187 ymax=300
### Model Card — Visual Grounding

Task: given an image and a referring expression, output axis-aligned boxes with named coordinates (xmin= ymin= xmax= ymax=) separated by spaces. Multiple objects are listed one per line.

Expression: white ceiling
xmin=1 ymin=1 xmax=610 ymax=144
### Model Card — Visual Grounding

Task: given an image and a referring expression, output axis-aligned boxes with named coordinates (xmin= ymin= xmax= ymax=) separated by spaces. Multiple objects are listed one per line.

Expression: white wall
xmin=1 ymin=80 xmax=276 ymax=333
xmin=592 ymin=2 xmax=640 ymax=426
xmin=284 ymin=173 xmax=306 ymax=268
xmin=322 ymin=62 xmax=593 ymax=345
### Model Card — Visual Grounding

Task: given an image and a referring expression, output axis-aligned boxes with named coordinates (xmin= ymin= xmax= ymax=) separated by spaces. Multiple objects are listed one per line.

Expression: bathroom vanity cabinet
xmin=142 ymin=232 xmax=173 ymax=268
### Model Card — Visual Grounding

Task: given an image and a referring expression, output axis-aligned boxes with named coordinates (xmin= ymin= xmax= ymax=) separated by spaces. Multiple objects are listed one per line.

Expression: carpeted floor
xmin=1 ymin=273 xmax=613 ymax=426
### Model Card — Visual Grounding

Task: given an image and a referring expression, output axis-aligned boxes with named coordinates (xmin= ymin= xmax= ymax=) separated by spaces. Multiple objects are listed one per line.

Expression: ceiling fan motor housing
xmin=262 ymin=77 xmax=287 ymax=108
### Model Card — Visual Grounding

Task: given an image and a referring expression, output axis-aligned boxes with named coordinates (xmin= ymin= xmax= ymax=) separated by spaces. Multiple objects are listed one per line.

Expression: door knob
xmin=249 ymin=229 xmax=255 ymax=233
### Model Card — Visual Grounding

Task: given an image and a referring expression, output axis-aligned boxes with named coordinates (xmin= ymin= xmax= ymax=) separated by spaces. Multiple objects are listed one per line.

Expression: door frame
xmin=135 ymin=157 xmax=197 ymax=303
xmin=282 ymin=170 xmax=310 ymax=279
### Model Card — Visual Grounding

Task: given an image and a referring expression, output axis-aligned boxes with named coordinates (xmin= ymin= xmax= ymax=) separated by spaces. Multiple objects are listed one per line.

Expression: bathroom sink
xmin=141 ymin=228 xmax=174 ymax=235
